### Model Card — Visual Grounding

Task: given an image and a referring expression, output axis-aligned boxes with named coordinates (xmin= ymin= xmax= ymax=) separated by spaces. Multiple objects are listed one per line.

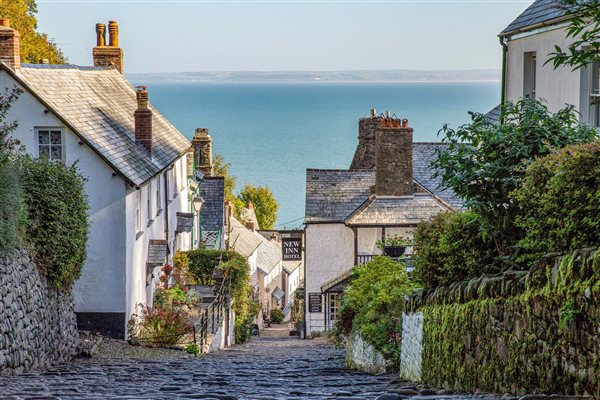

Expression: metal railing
xmin=193 ymin=272 xmax=231 ymax=351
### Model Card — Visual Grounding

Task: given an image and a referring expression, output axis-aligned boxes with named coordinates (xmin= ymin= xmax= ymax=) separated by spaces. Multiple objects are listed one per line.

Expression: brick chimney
xmin=134 ymin=86 xmax=153 ymax=154
xmin=192 ymin=128 xmax=214 ymax=177
xmin=92 ymin=21 xmax=124 ymax=74
xmin=375 ymin=117 xmax=414 ymax=196
xmin=0 ymin=19 xmax=20 ymax=72
xmin=350 ymin=108 xmax=380 ymax=170
xmin=246 ymin=221 xmax=255 ymax=231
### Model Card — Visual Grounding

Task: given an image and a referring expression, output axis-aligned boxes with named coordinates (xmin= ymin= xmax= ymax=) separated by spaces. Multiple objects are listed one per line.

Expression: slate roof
xmin=255 ymin=234 xmax=282 ymax=275
xmin=501 ymin=0 xmax=567 ymax=36
xmin=282 ymin=260 xmax=302 ymax=274
xmin=3 ymin=63 xmax=191 ymax=186
xmin=345 ymin=194 xmax=452 ymax=226
xmin=229 ymin=217 xmax=262 ymax=258
xmin=484 ymin=104 xmax=502 ymax=125
xmin=305 ymin=143 xmax=463 ymax=223
xmin=200 ymin=177 xmax=225 ymax=233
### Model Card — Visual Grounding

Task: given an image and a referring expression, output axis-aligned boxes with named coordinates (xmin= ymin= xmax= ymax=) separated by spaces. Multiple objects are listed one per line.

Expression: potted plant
xmin=376 ymin=235 xmax=412 ymax=258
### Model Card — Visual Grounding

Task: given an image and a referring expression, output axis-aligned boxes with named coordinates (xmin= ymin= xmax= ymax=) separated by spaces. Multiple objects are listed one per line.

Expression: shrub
xmin=413 ymin=211 xmax=499 ymax=288
xmin=513 ymin=142 xmax=600 ymax=264
xmin=335 ymin=256 xmax=416 ymax=366
xmin=269 ymin=308 xmax=285 ymax=324
xmin=136 ymin=304 xmax=192 ymax=346
xmin=21 ymin=156 xmax=89 ymax=289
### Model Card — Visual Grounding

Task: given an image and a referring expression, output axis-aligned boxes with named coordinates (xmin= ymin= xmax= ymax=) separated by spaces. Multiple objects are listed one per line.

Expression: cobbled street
xmin=0 ymin=337 xmax=499 ymax=400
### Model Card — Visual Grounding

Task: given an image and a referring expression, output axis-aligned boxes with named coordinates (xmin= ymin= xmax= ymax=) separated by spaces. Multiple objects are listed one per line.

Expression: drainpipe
xmin=164 ymin=171 xmax=170 ymax=257
xmin=500 ymin=35 xmax=508 ymax=124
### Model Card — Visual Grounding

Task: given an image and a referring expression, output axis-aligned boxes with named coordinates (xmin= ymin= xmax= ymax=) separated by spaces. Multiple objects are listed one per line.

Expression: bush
xmin=269 ymin=308 xmax=285 ymax=324
xmin=413 ymin=211 xmax=499 ymax=288
xmin=21 ymin=157 xmax=89 ymax=289
xmin=513 ymin=142 xmax=600 ymax=264
xmin=335 ymin=256 xmax=416 ymax=366
xmin=136 ymin=304 xmax=192 ymax=346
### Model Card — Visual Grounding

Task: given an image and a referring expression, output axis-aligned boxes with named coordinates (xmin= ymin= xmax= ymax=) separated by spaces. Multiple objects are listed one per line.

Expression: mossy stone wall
xmin=405 ymin=248 xmax=600 ymax=396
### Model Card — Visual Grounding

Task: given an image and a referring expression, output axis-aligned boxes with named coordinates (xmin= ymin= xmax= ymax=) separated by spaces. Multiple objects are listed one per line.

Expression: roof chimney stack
xmin=375 ymin=116 xmax=414 ymax=196
xmin=0 ymin=19 xmax=20 ymax=72
xmin=134 ymin=86 xmax=153 ymax=154
xmin=192 ymin=128 xmax=214 ymax=177
xmin=246 ymin=221 xmax=255 ymax=231
xmin=93 ymin=20 xmax=124 ymax=73
xmin=350 ymin=108 xmax=381 ymax=170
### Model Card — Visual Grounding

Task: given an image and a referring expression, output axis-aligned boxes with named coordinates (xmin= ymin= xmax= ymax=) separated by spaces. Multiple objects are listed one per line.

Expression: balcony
xmin=356 ymin=254 xmax=415 ymax=279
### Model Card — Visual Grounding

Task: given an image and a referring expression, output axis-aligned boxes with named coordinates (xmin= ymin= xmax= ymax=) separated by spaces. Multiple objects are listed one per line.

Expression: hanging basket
xmin=383 ymin=245 xmax=406 ymax=258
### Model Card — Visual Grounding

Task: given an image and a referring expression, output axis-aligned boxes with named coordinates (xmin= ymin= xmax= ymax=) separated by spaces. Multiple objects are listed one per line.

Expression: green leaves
xmin=238 ymin=184 xmax=279 ymax=230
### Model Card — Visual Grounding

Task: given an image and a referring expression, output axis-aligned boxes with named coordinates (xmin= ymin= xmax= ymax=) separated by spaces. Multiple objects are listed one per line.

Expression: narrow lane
xmin=0 ymin=337 xmax=497 ymax=400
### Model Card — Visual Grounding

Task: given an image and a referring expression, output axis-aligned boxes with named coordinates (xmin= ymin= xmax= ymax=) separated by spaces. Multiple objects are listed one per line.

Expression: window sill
xmin=136 ymin=231 xmax=144 ymax=240
xmin=147 ymin=219 xmax=155 ymax=228
xmin=156 ymin=209 xmax=163 ymax=217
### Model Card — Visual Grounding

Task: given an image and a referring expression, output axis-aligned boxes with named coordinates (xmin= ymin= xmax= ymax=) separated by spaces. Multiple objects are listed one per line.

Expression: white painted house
xmin=304 ymin=112 xmax=461 ymax=335
xmin=0 ymin=20 xmax=200 ymax=338
xmin=486 ymin=0 xmax=599 ymax=128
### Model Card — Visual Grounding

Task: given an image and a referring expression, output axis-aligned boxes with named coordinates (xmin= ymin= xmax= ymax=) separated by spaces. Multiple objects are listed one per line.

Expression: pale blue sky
xmin=36 ymin=0 xmax=533 ymax=73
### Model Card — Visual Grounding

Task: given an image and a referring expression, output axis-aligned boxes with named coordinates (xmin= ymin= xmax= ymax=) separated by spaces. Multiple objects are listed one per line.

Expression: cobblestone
xmin=0 ymin=337 xmax=503 ymax=399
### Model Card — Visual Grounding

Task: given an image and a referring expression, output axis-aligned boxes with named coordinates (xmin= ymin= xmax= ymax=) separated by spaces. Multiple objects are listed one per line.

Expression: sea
xmin=143 ymin=82 xmax=500 ymax=228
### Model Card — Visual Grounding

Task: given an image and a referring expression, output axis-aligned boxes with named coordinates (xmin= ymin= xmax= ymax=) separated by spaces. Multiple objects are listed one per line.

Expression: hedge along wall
xmin=401 ymin=248 xmax=600 ymax=396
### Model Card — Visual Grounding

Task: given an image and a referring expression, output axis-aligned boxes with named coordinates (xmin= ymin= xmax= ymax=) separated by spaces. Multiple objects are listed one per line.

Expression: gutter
xmin=499 ymin=15 xmax=572 ymax=38
xmin=500 ymin=35 xmax=508 ymax=119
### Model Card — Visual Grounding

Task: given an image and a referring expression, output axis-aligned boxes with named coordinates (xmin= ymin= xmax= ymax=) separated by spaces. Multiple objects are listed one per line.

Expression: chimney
xmin=192 ymin=128 xmax=214 ymax=177
xmin=134 ymin=86 xmax=153 ymax=154
xmin=0 ymin=19 xmax=20 ymax=72
xmin=375 ymin=117 xmax=414 ymax=196
xmin=270 ymin=233 xmax=278 ymax=242
xmin=92 ymin=21 xmax=124 ymax=74
xmin=350 ymin=109 xmax=381 ymax=170
xmin=246 ymin=221 xmax=255 ymax=231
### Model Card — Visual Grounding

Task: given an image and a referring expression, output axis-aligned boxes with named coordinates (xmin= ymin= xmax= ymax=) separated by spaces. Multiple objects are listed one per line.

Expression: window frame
xmin=35 ymin=127 xmax=65 ymax=162
xmin=146 ymin=181 xmax=152 ymax=224
xmin=156 ymin=177 xmax=162 ymax=215
xmin=523 ymin=51 xmax=537 ymax=100
xmin=135 ymin=190 xmax=142 ymax=235
xmin=590 ymin=61 xmax=600 ymax=128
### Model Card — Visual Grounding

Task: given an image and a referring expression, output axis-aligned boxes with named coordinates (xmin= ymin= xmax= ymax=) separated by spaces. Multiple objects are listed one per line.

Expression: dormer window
xmin=36 ymin=128 xmax=64 ymax=162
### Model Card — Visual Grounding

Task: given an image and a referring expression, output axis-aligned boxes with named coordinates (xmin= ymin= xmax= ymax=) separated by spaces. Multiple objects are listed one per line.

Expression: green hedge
xmin=413 ymin=211 xmax=499 ymax=289
xmin=513 ymin=142 xmax=600 ymax=264
xmin=21 ymin=157 xmax=89 ymax=289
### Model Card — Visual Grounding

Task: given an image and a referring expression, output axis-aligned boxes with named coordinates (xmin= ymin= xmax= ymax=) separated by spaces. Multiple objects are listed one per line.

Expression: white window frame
xmin=35 ymin=127 xmax=65 ymax=162
xmin=135 ymin=190 xmax=142 ymax=234
xmin=156 ymin=177 xmax=162 ymax=214
xmin=590 ymin=61 xmax=600 ymax=128
xmin=172 ymin=167 xmax=178 ymax=199
xmin=523 ymin=52 xmax=537 ymax=100
xmin=146 ymin=182 xmax=152 ymax=223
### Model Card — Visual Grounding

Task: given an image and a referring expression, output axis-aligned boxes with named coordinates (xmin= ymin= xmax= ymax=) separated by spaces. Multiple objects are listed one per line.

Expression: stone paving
xmin=0 ymin=337 xmax=503 ymax=400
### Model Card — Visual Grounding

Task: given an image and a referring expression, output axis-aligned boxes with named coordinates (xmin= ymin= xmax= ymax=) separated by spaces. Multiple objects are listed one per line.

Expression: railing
xmin=357 ymin=254 xmax=376 ymax=265
xmin=194 ymin=271 xmax=231 ymax=352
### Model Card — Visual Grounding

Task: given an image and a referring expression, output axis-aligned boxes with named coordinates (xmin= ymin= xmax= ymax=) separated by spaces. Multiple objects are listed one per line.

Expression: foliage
xmin=376 ymin=234 xmax=412 ymax=250
xmin=558 ymin=299 xmax=579 ymax=330
xmin=1 ymin=0 xmax=66 ymax=64
xmin=187 ymin=248 xmax=231 ymax=285
xmin=0 ymin=87 xmax=24 ymax=256
xmin=238 ymin=185 xmax=279 ymax=230
xmin=269 ymin=308 xmax=285 ymax=324
xmin=548 ymin=0 xmax=600 ymax=70
xmin=413 ymin=211 xmax=500 ymax=288
xmin=21 ymin=156 xmax=89 ymax=289
xmin=335 ymin=256 xmax=416 ymax=366
xmin=513 ymin=142 xmax=600 ymax=264
xmin=154 ymin=284 xmax=187 ymax=307
xmin=172 ymin=250 xmax=192 ymax=285
xmin=184 ymin=342 xmax=200 ymax=357
xmin=136 ymin=304 xmax=192 ymax=346
xmin=434 ymin=99 xmax=597 ymax=257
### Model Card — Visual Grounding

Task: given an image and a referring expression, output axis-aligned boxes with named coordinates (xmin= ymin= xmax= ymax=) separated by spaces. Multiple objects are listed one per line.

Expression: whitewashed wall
xmin=304 ymin=223 xmax=354 ymax=334
xmin=400 ymin=312 xmax=424 ymax=382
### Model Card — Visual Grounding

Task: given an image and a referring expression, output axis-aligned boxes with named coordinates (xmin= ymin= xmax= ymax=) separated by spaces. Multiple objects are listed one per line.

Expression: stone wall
xmin=399 ymin=248 xmax=600 ymax=396
xmin=345 ymin=332 xmax=388 ymax=374
xmin=0 ymin=250 xmax=79 ymax=375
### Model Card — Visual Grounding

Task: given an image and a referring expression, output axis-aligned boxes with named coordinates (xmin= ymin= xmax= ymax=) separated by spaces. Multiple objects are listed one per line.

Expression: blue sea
xmin=145 ymin=83 xmax=500 ymax=227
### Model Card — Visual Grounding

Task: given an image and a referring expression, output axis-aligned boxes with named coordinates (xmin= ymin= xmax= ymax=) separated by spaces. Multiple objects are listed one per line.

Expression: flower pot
xmin=383 ymin=245 xmax=406 ymax=258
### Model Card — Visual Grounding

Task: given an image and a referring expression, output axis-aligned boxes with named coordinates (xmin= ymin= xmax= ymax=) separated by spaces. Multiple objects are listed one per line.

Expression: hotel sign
xmin=282 ymin=237 xmax=302 ymax=261
xmin=308 ymin=293 xmax=322 ymax=313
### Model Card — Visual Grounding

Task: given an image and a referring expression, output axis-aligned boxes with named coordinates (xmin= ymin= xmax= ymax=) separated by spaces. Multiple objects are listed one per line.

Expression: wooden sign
xmin=308 ymin=293 xmax=322 ymax=313
xmin=282 ymin=237 xmax=302 ymax=261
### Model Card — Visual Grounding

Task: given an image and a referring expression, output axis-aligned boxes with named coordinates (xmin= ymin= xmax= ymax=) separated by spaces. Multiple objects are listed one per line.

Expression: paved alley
xmin=0 ymin=337 xmax=500 ymax=400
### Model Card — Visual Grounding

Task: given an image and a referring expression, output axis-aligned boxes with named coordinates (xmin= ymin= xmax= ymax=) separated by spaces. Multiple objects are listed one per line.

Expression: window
xmin=523 ymin=52 xmax=537 ymax=99
xmin=328 ymin=293 xmax=341 ymax=321
xmin=135 ymin=190 xmax=142 ymax=234
xmin=156 ymin=178 xmax=162 ymax=214
xmin=36 ymin=128 xmax=64 ymax=162
xmin=172 ymin=167 xmax=178 ymax=198
xmin=590 ymin=62 xmax=600 ymax=128
xmin=146 ymin=182 xmax=152 ymax=223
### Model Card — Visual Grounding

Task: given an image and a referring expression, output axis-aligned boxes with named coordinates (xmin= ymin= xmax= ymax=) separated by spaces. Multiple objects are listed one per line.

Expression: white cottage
xmin=304 ymin=112 xmax=461 ymax=335
xmin=0 ymin=20 xmax=199 ymax=338
xmin=486 ymin=0 xmax=599 ymax=128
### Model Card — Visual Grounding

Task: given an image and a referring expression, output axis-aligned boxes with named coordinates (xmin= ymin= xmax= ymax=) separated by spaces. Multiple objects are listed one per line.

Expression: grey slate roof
xmin=7 ymin=64 xmax=191 ymax=186
xmin=255 ymin=233 xmax=282 ymax=275
xmin=229 ymin=217 xmax=262 ymax=258
xmin=484 ymin=104 xmax=502 ymax=125
xmin=200 ymin=177 xmax=225 ymax=233
xmin=501 ymin=0 xmax=567 ymax=35
xmin=282 ymin=260 xmax=302 ymax=274
xmin=305 ymin=143 xmax=463 ymax=223
xmin=345 ymin=194 xmax=452 ymax=226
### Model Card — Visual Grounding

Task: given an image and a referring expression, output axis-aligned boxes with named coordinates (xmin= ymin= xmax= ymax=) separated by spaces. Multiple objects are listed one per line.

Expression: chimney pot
xmin=370 ymin=108 xmax=377 ymax=117
xmin=41 ymin=58 xmax=49 ymax=65
xmin=95 ymin=23 xmax=106 ymax=46
xmin=108 ymin=20 xmax=119 ymax=47
xmin=246 ymin=221 xmax=255 ymax=231
xmin=270 ymin=233 xmax=278 ymax=242
xmin=385 ymin=111 xmax=390 ymax=118
xmin=93 ymin=20 xmax=123 ymax=73
xmin=402 ymin=119 xmax=409 ymax=128
xmin=0 ymin=19 xmax=10 ymax=27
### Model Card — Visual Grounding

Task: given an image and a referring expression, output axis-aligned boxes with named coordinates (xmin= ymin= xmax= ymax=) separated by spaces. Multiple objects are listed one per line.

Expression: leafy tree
xmin=548 ymin=0 xmax=600 ymax=70
xmin=238 ymin=184 xmax=279 ymax=230
xmin=0 ymin=87 xmax=24 ymax=256
xmin=1 ymin=0 xmax=66 ymax=64
xmin=433 ymin=99 xmax=597 ymax=258
xmin=513 ymin=142 xmax=600 ymax=263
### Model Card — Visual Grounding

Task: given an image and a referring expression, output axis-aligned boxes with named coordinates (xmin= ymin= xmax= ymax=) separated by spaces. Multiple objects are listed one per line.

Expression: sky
xmin=35 ymin=0 xmax=534 ymax=73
